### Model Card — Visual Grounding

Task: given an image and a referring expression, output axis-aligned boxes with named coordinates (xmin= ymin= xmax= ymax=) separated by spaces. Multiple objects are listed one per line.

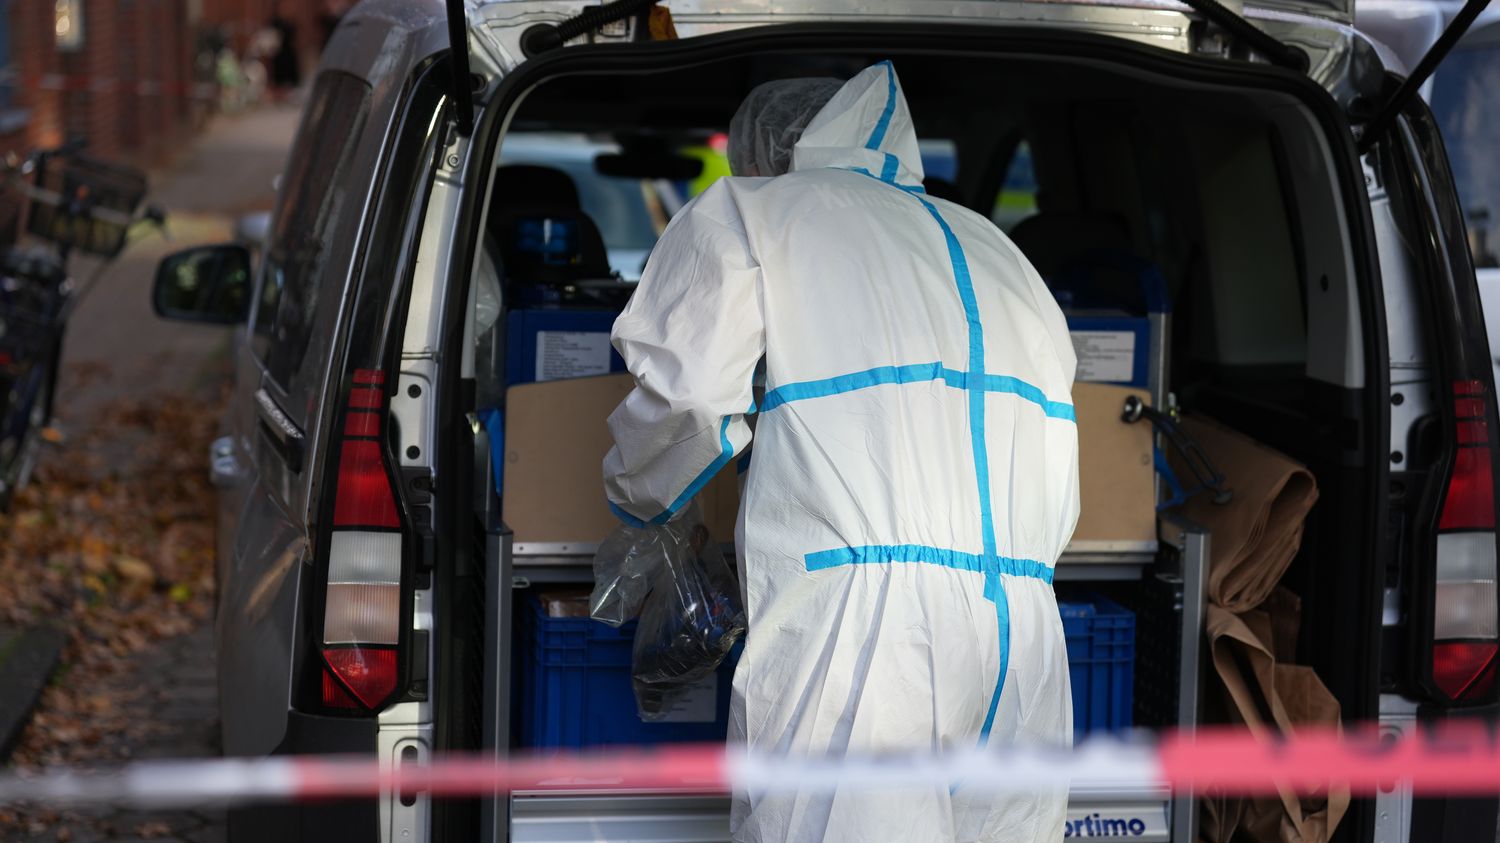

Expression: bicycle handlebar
xmin=3 ymin=140 xmax=84 ymax=174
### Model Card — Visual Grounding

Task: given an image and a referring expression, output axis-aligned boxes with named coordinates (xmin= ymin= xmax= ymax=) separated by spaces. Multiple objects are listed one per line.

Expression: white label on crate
xmin=1063 ymin=803 xmax=1167 ymax=839
xmin=654 ymin=674 xmax=718 ymax=723
xmin=535 ymin=331 xmax=611 ymax=381
xmin=1071 ymin=331 xmax=1136 ymax=383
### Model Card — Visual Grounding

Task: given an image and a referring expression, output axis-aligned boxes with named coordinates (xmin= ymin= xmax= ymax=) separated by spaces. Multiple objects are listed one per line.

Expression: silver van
xmin=150 ymin=0 xmax=1500 ymax=840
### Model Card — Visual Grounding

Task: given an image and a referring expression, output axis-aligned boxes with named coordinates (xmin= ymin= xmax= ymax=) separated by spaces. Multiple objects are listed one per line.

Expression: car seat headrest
xmin=489 ymin=164 xmax=613 ymax=284
xmin=1010 ymin=212 xmax=1165 ymax=314
xmin=922 ymin=177 xmax=963 ymax=204
xmin=492 ymin=164 xmax=581 ymax=210
xmin=1009 ymin=212 xmax=1133 ymax=278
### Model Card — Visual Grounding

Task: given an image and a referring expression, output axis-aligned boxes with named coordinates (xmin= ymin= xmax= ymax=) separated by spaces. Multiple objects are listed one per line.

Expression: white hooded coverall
xmin=604 ymin=62 xmax=1079 ymax=842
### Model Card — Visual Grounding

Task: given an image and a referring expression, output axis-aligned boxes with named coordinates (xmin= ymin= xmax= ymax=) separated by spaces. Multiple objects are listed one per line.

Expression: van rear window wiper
xmin=1176 ymin=0 xmax=1309 ymax=71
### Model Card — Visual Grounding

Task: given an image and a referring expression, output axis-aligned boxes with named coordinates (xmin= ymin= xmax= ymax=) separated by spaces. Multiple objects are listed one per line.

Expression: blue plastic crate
xmin=519 ymin=596 xmax=736 ymax=749
xmin=1058 ymin=594 xmax=1135 ymax=740
xmin=1065 ymin=314 xmax=1152 ymax=390
xmin=504 ymin=309 xmax=626 ymax=387
xmin=1052 ymin=250 xmax=1168 ymax=392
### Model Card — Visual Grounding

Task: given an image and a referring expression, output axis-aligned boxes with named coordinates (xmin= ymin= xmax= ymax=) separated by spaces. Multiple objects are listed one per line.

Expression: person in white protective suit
xmin=603 ymin=62 xmax=1079 ymax=842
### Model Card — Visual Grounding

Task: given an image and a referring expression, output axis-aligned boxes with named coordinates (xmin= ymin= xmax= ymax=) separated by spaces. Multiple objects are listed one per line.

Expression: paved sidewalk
xmin=3 ymin=103 xmax=299 ymax=843
xmin=57 ymin=102 xmax=299 ymax=420
xmin=18 ymin=629 xmax=223 ymax=843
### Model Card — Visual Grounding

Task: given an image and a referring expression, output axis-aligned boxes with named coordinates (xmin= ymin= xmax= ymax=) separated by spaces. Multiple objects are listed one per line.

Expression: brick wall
xmin=0 ymin=0 xmax=325 ymax=165
xmin=58 ymin=0 xmax=120 ymax=158
xmin=0 ymin=1 xmax=65 ymax=158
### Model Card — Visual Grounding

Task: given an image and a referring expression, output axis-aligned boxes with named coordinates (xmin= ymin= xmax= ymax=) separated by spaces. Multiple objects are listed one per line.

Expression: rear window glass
xmin=253 ymin=71 xmax=372 ymax=394
xmin=1432 ymin=44 xmax=1500 ymax=268
xmin=500 ymin=136 xmax=673 ymax=281
xmin=537 ymin=158 xmax=659 ymax=252
xmin=992 ymin=141 xmax=1039 ymax=233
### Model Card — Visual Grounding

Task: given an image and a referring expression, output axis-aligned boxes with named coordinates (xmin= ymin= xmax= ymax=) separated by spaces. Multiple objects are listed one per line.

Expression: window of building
xmin=55 ymin=0 xmax=84 ymax=52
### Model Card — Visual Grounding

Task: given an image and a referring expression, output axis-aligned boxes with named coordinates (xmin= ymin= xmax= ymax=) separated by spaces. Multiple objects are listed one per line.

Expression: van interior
xmin=452 ymin=43 xmax=1387 ymax=819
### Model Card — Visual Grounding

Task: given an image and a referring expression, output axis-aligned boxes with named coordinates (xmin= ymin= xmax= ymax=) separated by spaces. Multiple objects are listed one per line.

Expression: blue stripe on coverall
xmin=797 ymin=64 xmax=1051 ymax=743
xmin=609 ymin=399 xmax=756 ymax=528
xmin=759 ymin=363 xmax=1076 ymax=421
xmin=864 ymin=61 xmax=899 ymax=152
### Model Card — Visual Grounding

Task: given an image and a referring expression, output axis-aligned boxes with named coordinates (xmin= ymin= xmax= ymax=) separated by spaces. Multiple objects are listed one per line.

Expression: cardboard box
xmin=502 ymin=374 xmax=1155 ymax=548
xmin=502 ymin=373 xmax=740 ymax=544
xmin=1071 ymin=382 xmax=1156 ymax=545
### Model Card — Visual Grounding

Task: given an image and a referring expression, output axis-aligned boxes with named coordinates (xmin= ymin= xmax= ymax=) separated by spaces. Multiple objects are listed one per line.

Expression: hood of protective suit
xmin=792 ymin=61 xmax=925 ymax=187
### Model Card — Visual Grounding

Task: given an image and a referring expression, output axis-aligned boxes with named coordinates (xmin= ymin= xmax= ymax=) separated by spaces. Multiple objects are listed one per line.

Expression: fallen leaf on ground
xmin=136 ymin=820 xmax=173 ymax=838
xmin=112 ymin=556 xmax=155 ymax=584
xmin=0 ymin=383 xmax=227 ymax=835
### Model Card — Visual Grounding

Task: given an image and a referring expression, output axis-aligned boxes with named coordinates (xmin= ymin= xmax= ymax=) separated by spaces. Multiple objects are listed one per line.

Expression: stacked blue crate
xmin=1058 ymin=594 xmax=1136 ymax=741
xmin=519 ymin=595 xmax=737 ymax=749
xmin=519 ymin=592 xmax=1132 ymax=748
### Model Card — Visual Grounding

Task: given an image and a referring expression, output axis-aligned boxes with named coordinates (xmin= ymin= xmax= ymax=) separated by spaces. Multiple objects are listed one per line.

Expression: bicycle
xmin=0 ymin=142 xmax=166 ymax=510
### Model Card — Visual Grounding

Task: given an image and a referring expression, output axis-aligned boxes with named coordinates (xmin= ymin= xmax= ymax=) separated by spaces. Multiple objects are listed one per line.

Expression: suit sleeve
xmin=603 ymin=182 xmax=764 ymax=526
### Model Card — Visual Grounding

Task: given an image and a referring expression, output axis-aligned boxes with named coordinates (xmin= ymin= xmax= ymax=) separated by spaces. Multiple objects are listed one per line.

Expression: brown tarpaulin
xmin=1175 ymin=418 xmax=1319 ymax=613
xmin=1199 ymin=594 xmax=1350 ymax=842
xmin=1172 ymin=419 xmax=1347 ymax=842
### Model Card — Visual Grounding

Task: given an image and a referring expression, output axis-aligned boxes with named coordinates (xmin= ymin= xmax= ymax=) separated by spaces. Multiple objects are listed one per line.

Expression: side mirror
xmin=152 ymin=244 xmax=252 ymax=325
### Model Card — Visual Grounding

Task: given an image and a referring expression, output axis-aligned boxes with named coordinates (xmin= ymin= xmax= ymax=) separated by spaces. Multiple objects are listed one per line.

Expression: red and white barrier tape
xmin=3 ymin=725 xmax=1499 ymax=809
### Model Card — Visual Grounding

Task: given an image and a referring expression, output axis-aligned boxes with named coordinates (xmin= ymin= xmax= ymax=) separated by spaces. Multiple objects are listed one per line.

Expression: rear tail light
xmin=1431 ymin=380 xmax=1500 ymax=703
xmin=1433 ymin=642 xmax=1499 ymax=700
xmin=320 ymin=368 xmax=403 ymax=712
xmin=323 ymin=648 xmax=399 ymax=709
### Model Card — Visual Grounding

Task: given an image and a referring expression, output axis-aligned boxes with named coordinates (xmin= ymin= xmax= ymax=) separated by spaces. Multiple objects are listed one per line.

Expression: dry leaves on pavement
xmin=0 ymin=390 xmax=223 ymax=770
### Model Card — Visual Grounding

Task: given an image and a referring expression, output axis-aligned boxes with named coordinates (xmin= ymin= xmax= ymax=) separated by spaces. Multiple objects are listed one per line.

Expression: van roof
xmin=334 ymin=0 xmax=1370 ymax=112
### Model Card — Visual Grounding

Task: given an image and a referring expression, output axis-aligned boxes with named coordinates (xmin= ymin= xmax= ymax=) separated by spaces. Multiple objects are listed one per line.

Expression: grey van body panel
xmin=217 ymin=5 xmax=450 ymax=758
xmin=281 ymin=9 xmax=448 ymax=522
xmin=219 ymin=501 xmax=307 ymax=756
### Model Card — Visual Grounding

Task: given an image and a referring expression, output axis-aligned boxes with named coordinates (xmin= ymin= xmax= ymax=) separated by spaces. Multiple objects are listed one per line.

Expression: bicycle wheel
xmin=0 ymin=354 xmax=52 ymax=512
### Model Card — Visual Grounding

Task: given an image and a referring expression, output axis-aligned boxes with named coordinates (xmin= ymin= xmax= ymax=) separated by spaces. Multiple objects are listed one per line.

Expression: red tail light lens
xmin=1432 ymin=380 xmax=1500 ymax=704
xmin=1439 ymin=444 xmax=1496 ymax=531
xmin=333 ymin=439 xmax=400 ymax=528
xmin=1433 ymin=642 xmax=1499 ymax=700
xmin=322 ymin=665 xmax=360 ymax=709
xmin=322 ymin=647 xmax=398 ymax=709
xmin=319 ymin=367 xmax=404 ymax=713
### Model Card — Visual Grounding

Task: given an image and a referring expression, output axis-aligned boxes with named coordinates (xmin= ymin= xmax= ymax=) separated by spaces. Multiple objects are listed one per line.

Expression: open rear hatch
xmin=416 ymin=16 xmax=1407 ymax=842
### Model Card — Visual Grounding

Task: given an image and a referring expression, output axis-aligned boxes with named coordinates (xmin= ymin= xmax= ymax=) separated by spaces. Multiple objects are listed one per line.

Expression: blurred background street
xmin=0 ymin=2 xmax=309 ymax=830
xmin=0 ymin=101 xmax=295 ymax=841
